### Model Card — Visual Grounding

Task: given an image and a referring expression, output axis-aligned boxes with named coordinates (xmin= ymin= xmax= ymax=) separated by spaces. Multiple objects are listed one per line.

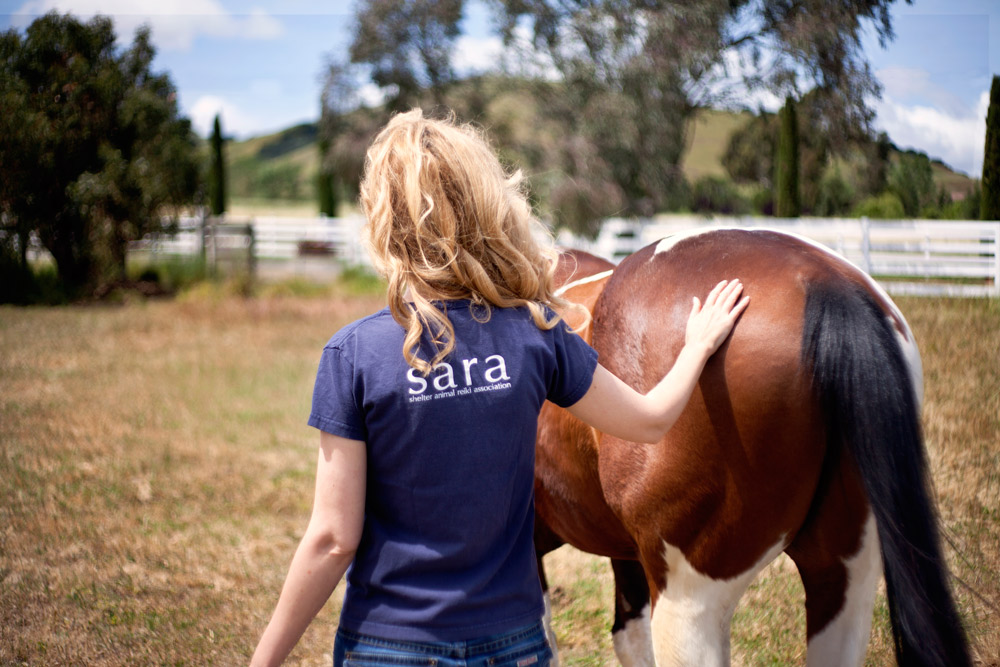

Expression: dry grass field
xmin=1 ymin=286 xmax=997 ymax=666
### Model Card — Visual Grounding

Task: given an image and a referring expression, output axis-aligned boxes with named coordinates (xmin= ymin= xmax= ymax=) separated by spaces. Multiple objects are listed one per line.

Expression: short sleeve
xmin=307 ymin=345 xmax=367 ymax=441
xmin=546 ymin=322 xmax=599 ymax=408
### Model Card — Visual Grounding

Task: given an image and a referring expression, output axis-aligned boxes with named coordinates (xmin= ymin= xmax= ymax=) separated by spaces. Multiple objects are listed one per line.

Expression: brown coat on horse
xmin=537 ymin=230 xmax=969 ymax=666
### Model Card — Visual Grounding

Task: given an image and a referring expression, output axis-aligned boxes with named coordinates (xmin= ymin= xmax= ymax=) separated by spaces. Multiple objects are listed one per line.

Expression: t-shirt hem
xmin=307 ymin=413 xmax=365 ymax=441
xmin=552 ymin=345 xmax=599 ymax=407
xmin=337 ymin=604 xmax=545 ymax=643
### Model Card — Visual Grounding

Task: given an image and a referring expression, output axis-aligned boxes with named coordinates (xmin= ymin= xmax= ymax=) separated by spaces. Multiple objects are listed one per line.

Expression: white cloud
xmin=698 ymin=47 xmax=785 ymax=112
xmin=876 ymin=66 xmax=968 ymax=117
xmin=242 ymin=8 xmax=283 ymax=40
xmin=356 ymin=82 xmax=387 ymax=109
xmin=12 ymin=0 xmax=284 ymax=51
xmin=453 ymin=34 xmax=503 ymax=74
xmin=189 ymin=94 xmax=259 ymax=138
xmin=493 ymin=21 xmax=559 ymax=81
xmin=874 ymin=89 xmax=988 ymax=177
xmin=188 ymin=92 xmax=316 ymax=139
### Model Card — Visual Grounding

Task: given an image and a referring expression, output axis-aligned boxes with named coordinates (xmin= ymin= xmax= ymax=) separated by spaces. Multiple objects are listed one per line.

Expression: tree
xmin=866 ymin=131 xmax=893 ymax=197
xmin=318 ymin=57 xmax=384 ymax=215
xmin=0 ymin=31 xmax=35 ymax=273
xmin=728 ymin=97 xmax=903 ymax=216
xmin=493 ymin=0 xmax=902 ymax=228
xmin=888 ymin=151 xmax=935 ymax=218
xmin=0 ymin=13 xmax=200 ymax=296
xmin=775 ymin=96 xmax=801 ymax=217
xmin=317 ymin=134 xmax=337 ymax=217
xmin=349 ymin=0 xmax=463 ymax=111
xmin=815 ymin=168 xmax=855 ymax=216
xmin=723 ymin=110 xmax=778 ymax=187
xmin=853 ymin=191 xmax=905 ymax=219
xmin=209 ymin=114 xmax=226 ymax=216
xmin=728 ymin=92 xmax=842 ymax=215
xmin=691 ymin=176 xmax=750 ymax=215
xmin=982 ymin=75 xmax=1000 ymax=220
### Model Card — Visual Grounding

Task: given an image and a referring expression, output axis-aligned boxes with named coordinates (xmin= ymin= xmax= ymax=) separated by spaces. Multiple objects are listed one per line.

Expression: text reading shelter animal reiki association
xmin=406 ymin=354 xmax=512 ymax=402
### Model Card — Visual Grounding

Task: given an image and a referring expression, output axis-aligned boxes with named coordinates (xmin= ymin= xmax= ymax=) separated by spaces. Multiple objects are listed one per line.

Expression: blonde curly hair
xmin=360 ymin=109 xmax=578 ymax=374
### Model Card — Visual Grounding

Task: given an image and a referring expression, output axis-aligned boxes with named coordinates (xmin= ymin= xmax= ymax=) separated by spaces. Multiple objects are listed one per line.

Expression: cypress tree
xmin=775 ymin=95 xmax=801 ymax=218
xmin=317 ymin=136 xmax=337 ymax=217
xmin=981 ymin=75 xmax=1000 ymax=220
xmin=872 ymin=131 xmax=892 ymax=195
xmin=209 ymin=114 xmax=226 ymax=216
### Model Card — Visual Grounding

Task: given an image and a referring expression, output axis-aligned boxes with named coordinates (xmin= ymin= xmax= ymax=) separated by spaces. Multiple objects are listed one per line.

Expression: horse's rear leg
xmin=784 ymin=461 xmax=880 ymax=667
xmin=611 ymin=559 xmax=654 ymax=667
xmin=648 ymin=539 xmax=787 ymax=667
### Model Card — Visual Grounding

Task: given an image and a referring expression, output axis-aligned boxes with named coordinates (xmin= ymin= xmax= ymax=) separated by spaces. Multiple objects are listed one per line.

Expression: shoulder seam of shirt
xmin=325 ymin=308 xmax=395 ymax=351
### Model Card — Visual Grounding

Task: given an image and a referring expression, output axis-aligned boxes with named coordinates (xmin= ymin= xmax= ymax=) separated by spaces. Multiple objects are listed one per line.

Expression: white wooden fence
xmin=557 ymin=216 xmax=1000 ymax=298
xmin=134 ymin=214 xmax=1000 ymax=297
xmin=133 ymin=214 xmax=371 ymax=270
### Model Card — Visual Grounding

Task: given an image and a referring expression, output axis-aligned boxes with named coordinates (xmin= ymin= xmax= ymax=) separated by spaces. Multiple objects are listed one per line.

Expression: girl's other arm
xmin=251 ymin=431 xmax=366 ymax=667
xmin=567 ymin=279 xmax=748 ymax=444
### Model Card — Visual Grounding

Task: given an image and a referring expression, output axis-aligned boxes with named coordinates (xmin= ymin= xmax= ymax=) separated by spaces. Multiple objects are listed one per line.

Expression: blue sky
xmin=2 ymin=0 xmax=998 ymax=176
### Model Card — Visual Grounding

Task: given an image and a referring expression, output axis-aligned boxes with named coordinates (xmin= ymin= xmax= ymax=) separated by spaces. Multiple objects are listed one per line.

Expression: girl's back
xmin=310 ymin=300 xmax=597 ymax=641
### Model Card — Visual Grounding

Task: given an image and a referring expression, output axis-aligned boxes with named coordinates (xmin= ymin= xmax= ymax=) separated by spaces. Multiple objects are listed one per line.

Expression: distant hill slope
xmin=227 ymin=109 xmax=976 ymax=207
xmin=227 ymin=123 xmax=320 ymax=204
xmin=681 ymin=108 xmax=755 ymax=181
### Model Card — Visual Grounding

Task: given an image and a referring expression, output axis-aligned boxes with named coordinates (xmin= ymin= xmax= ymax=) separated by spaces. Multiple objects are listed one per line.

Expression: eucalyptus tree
xmin=491 ymin=0 xmax=902 ymax=231
xmin=349 ymin=0 xmax=464 ymax=111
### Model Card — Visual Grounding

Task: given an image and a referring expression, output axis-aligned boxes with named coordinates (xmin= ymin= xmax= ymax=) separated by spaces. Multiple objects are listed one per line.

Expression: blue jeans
xmin=333 ymin=622 xmax=553 ymax=667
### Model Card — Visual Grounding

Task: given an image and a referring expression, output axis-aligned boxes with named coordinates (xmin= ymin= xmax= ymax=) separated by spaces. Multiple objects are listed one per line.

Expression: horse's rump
xmin=535 ymin=228 xmax=969 ymax=666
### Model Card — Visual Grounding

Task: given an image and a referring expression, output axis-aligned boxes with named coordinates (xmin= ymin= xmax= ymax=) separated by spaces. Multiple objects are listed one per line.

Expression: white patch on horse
xmin=894 ymin=325 xmax=924 ymax=407
xmin=541 ymin=591 xmax=560 ymax=666
xmin=613 ymin=604 xmax=655 ymax=667
xmin=554 ymin=269 xmax=615 ymax=297
xmin=652 ymin=228 xmax=727 ymax=257
xmin=805 ymin=514 xmax=882 ymax=667
xmin=649 ymin=536 xmax=787 ymax=667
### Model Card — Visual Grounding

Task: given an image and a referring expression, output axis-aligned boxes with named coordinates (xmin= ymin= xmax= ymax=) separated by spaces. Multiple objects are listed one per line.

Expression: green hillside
xmin=226 ymin=108 xmax=977 ymax=216
xmin=226 ymin=123 xmax=322 ymax=216
xmin=931 ymin=159 xmax=977 ymax=199
xmin=681 ymin=108 xmax=754 ymax=181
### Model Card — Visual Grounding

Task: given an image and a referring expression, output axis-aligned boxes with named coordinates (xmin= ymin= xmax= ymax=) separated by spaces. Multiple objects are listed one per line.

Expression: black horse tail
xmin=802 ymin=281 xmax=970 ymax=667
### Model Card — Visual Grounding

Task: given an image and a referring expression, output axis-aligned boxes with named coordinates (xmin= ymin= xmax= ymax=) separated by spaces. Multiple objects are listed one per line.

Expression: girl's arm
xmin=251 ymin=431 xmax=366 ymax=667
xmin=567 ymin=279 xmax=749 ymax=444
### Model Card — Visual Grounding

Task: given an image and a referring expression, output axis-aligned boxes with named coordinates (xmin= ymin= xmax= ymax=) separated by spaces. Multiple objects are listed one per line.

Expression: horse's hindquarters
xmin=592 ymin=232 xmax=831 ymax=591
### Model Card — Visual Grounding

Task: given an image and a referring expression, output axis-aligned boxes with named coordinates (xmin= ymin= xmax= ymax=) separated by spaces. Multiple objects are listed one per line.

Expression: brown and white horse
xmin=537 ymin=230 xmax=970 ymax=666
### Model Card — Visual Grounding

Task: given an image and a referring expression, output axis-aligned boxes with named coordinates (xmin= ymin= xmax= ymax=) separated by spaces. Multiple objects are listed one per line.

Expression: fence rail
xmin=122 ymin=214 xmax=1000 ymax=297
xmin=559 ymin=216 xmax=1000 ymax=298
xmin=130 ymin=215 xmax=370 ymax=274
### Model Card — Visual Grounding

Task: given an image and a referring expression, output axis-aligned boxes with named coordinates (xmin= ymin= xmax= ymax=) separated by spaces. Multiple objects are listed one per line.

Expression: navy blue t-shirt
xmin=308 ymin=300 xmax=598 ymax=642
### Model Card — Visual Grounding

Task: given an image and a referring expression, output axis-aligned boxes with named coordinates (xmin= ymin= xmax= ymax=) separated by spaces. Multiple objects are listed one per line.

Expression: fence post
xmin=994 ymin=223 xmax=1000 ymax=296
xmin=861 ymin=216 xmax=872 ymax=275
xmin=209 ymin=218 xmax=217 ymax=278
xmin=246 ymin=223 xmax=256 ymax=284
xmin=199 ymin=209 xmax=206 ymax=270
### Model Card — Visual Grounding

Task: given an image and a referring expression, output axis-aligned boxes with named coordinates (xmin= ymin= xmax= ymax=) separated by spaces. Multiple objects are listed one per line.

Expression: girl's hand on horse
xmin=685 ymin=280 xmax=749 ymax=357
xmin=567 ymin=279 xmax=749 ymax=444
